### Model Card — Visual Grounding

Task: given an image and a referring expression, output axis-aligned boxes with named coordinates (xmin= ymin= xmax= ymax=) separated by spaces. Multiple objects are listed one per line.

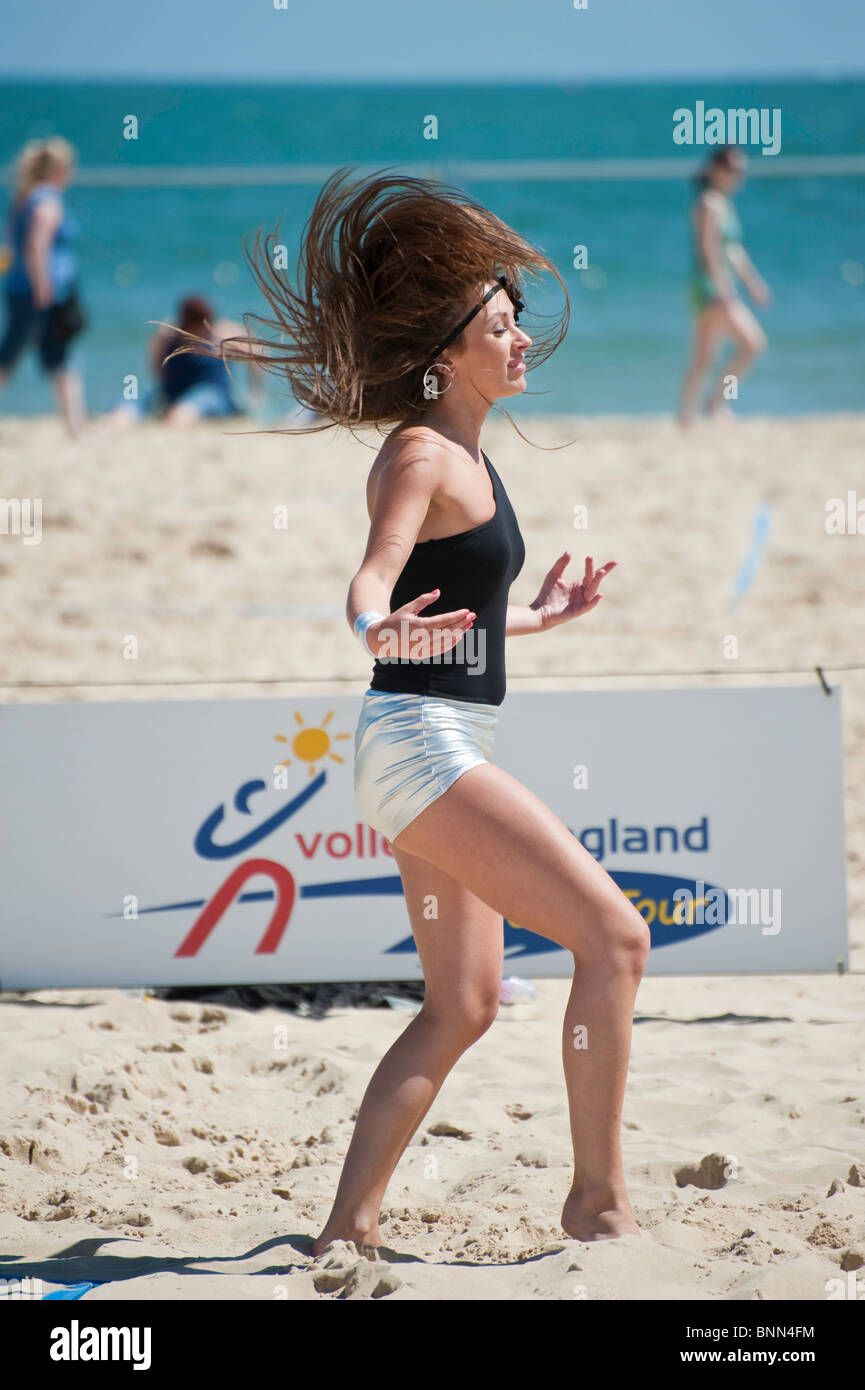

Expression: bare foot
xmin=561 ymin=1189 xmax=640 ymax=1242
xmin=312 ymin=1220 xmax=383 ymax=1259
xmin=65 ymin=421 xmax=96 ymax=443
xmin=91 ymin=412 xmax=135 ymax=436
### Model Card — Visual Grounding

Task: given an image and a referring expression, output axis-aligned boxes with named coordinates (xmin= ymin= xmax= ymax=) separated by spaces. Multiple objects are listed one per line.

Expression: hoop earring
xmin=422 ymin=363 xmax=454 ymax=400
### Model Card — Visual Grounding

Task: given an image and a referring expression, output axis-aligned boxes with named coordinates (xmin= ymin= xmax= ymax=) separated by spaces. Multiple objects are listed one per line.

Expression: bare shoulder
xmin=366 ymin=425 xmax=450 ymax=516
xmin=375 ymin=423 xmax=453 ymax=475
xmin=30 ymin=195 xmax=63 ymax=229
xmin=698 ymin=189 xmax=725 ymax=220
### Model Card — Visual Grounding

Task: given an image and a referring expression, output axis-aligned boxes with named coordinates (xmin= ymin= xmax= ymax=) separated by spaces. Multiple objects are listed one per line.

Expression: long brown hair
xmin=166 ymin=165 xmax=570 ymax=440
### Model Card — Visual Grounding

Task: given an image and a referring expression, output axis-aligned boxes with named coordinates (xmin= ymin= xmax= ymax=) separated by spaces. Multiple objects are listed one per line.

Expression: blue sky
xmin=3 ymin=0 xmax=864 ymax=81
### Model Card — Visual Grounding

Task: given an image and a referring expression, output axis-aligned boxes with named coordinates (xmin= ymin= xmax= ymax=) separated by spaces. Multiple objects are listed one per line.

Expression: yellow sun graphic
xmin=274 ymin=709 xmax=351 ymax=779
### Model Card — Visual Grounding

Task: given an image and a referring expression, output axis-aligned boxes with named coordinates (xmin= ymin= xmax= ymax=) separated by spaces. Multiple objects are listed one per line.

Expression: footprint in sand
xmin=311 ymin=1240 xmax=403 ymax=1299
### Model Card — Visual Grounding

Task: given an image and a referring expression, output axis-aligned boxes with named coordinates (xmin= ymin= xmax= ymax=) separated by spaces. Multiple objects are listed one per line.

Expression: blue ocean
xmin=0 ymin=77 xmax=863 ymax=416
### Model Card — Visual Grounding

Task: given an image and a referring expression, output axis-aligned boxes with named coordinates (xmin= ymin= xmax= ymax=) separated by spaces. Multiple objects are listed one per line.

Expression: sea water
xmin=0 ymin=76 xmax=862 ymax=416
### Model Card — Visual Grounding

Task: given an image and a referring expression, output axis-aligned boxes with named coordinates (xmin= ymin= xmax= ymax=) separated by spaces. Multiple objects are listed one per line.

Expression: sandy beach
xmin=1 ymin=411 xmax=863 ymax=1299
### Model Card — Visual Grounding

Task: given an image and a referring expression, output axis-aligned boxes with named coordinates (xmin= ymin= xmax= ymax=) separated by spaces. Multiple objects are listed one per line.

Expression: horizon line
xmin=2 ymin=154 xmax=861 ymax=187
xmin=1 ymin=68 xmax=864 ymax=87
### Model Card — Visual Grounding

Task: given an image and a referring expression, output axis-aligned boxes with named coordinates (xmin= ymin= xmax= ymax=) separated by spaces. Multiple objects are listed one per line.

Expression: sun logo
xmin=274 ymin=710 xmax=351 ymax=779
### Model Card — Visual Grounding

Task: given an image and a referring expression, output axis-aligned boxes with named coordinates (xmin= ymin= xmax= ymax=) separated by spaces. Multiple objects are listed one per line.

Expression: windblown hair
xmin=13 ymin=137 xmax=76 ymax=201
xmin=166 ymin=165 xmax=570 ymax=438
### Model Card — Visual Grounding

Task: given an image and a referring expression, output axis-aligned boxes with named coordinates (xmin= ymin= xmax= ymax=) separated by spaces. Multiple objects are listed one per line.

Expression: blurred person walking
xmin=0 ymin=137 xmax=87 ymax=438
xmin=679 ymin=145 xmax=771 ymax=425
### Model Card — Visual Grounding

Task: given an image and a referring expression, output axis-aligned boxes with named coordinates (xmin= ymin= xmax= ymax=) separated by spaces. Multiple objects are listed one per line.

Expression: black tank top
xmin=368 ymin=451 xmax=525 ymax=706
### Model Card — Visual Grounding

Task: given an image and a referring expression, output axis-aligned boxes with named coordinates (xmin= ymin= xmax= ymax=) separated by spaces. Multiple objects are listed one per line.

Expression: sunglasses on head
xmin=429 ymin=275 xmax=525 ymax=362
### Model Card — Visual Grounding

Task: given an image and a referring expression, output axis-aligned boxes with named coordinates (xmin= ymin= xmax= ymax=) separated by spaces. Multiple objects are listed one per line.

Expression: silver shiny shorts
xmin=353 ymin=688 xmax=498 ymax=843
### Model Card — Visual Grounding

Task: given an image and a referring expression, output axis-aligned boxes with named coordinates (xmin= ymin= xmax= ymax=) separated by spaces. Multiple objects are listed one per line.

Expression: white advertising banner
xmin=0 ymin=685 xmax=848 ymax=989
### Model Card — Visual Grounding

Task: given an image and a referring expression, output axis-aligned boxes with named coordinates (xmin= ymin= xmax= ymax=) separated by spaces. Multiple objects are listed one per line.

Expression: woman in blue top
xmin=0 ymin=137 xmax=87 ymax=438
xmin=103 ymin=294 xmax=262 ymax=429
xmin=679 ymin=145 xmax=771 ymax=425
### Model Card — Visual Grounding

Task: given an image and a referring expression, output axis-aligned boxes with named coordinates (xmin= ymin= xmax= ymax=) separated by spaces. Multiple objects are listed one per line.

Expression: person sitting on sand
xmin=104 ymin=294 xmax=262 ymax=429
xmin=679 ymin=145 xmax=771 ymax=425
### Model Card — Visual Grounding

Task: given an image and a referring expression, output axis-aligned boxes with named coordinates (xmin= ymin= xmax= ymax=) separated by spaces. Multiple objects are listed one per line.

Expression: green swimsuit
xmin=688 ymin=194 xmax=742 ymax=314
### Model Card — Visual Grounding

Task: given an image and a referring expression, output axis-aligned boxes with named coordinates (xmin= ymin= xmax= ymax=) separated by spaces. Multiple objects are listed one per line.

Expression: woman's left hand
xmin=531 ymin=552 xmax=616 ymax=631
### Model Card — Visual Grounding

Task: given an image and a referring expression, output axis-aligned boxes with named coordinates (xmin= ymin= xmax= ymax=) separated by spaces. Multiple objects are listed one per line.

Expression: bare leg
xmin=94 ymin=404 xmax=139 ymax=434
xmin=706 ymin=299 xmax=767 ymax=416
xmin=558 ymin=937 xmax=643 ymax=1239
xmin=51 ymin=368 xmax=87 ymax=439
xmin=162 ymin=401 xmax=202 ymax=428
xmin=678 ymin=303 xmax=725 ymax=425
xmin=395 ymin=766 xmax=651 ymax=1240
xmin=316 ymin=762 xmax=650 ymax=1250
xmin=312 ymin=847 xmax=503 ymax=1254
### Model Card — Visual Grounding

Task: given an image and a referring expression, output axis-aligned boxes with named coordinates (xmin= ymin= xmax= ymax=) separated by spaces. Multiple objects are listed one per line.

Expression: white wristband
xmin=354 ymin=610 xmax=385 ymax=657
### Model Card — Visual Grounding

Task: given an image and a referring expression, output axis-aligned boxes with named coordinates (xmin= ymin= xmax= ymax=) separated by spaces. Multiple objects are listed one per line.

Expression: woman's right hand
xmin=748 ymin=276 xmax=771 ymax=307
xmin=368 ymin=588 xmax=475 ymax=661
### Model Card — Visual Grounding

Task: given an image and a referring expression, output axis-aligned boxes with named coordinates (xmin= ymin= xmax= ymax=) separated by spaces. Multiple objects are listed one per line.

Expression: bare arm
xmin=347 ymin=442 xmax=474 ymax=658
xmin=726 ymin=243 xmax=770 ymax=303
xmin=213 ymin=318 xmax=260 ymax=363
xmin=24 ymin=198 xmax=62 ymax=309
xmin=347 ymin=448 xmax=438 ymax=625
xmin=213 ymin=317 xmax=267 ymax=393
xmin=726 ymin=243 xmax=753 ymax=280
xmin=505 ymin=604 xmax=544 ymax=635
xmin=211 ymin=318 xmax=246 ymax=350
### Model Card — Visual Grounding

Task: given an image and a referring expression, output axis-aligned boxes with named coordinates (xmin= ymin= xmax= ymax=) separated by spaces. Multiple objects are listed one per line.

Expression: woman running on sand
xmin=679 ymin=145 xmax=771 ymax=424
xmin=177 ymin=167 xmax=650 ymax=1252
